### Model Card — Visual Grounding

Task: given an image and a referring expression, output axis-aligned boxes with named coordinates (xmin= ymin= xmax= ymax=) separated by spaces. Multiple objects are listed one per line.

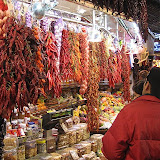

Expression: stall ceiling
xmin=54 ymin=0 xmax=141 ymax=41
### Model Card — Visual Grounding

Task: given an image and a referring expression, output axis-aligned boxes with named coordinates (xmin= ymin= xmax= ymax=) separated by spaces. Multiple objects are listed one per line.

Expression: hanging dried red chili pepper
xmin=44 ymin=31 xmax=62 ymax=98
xmin=60 ymin=29 xmax=73 ymax=81
xmin=87 ymin=42 xmax=100 ymax=131
xmin=121 ymin=45 xmax=131 ymax=102
xmin=68 ymin=31 xmax=82 ymax=83
xmin=78 ymin=31 xmax=89 ymax=95
xmin=0 ymin=17 xmax=41 ymax=119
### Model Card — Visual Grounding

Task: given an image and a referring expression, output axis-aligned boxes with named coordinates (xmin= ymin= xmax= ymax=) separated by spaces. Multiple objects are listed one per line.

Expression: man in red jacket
xmin=102 ymin=67 xmax=160 ymax=160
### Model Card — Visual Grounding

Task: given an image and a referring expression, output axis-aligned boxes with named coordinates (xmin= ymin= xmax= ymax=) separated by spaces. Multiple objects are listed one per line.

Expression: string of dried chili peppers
xmin=99 ymin=40 xmax=108 ymax=80
xmin=121 ymin=45 xmax=131 ymax=102
xmin=0 ymin=17 xmax=41 ymax=119
xmin=44 ymin=31 xmax=62 ymax=98
xmin=87 ymin=42 xmax=100 ymax=131
xmin=68 ymin=31 xmax=82 ymax=83
xmin=78 ymin=31 xmax=89 ymax=95
xmin=60 ymin=29 xmax=73 ymax=81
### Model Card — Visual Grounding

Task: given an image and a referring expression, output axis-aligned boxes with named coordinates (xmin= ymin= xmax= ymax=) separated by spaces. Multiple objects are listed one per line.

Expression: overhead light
xmin=77 ymin=6 xmax=86 ymax=14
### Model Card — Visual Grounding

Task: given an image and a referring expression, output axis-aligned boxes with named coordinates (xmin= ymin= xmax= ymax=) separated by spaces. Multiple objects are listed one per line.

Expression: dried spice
xmin=68 ymin=31 xmax=82 ymax=83
xmin=44 ymin=31 xmax=62 ymax=98
xmin=0 ymin=17 xmax=41 ymax=119
xmin=121 ymin=45 xmax=131 ymax=102
xmin=60 ymin=29 xmax=73 ymax=81
xmin=78 ymin=31 xmax=89 ymax=95
xmin=87 ymin=42 xmax=100 ymax=131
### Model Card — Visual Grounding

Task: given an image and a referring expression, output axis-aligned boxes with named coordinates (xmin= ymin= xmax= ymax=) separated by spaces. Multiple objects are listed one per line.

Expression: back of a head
xmin=139 ymin=70 xmax=149 ymax=81
xmin=133 ymin=80 xmax=145 ymax=95
xmin=147 ymin=67 xmax=160 ymax=99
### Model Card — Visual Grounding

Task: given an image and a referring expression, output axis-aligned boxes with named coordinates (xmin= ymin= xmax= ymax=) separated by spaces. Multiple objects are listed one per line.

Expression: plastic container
xmin=25 ymin=140 xmax=37 ymax=159
xmin=90 ymin=140 xmax=98 ymax=153
xmin=57 ymin=133 xmax=69 ymax=149
xmin=80 ymin=141 xmax=91 ymax=154
xmin=68 ymin=128 xmax=77 ymax=146
xmin=3 ymin=147 xmax=17 ymax=160
xmin=66 ymin=118 xmax=73 ymax=128
xmin=17 ymin=137 xmax=26 ymax=160
xmin=73 ymin=126 xmax=83 ymax=143
xmin=78 ymin=123 xmax=90 ymax=140
xmin=82 ymin=151 xmax=97 ymax=160
xmin=57 ymin=149 xmax=72 ymax=160
xmin=37 ymin=139 xmax=46 ymax=154
xmin=50 ymin=153 xmax=62 ymax=160
xmin=90 ymin=134 xmax=103 ymax=151
xmin=74 ymin=144 xmax=85 ymax=157
xmin=3 ymin=136 xmax=18 ymax=148
xmin=46 ymin=137 xmax=56 ymax=153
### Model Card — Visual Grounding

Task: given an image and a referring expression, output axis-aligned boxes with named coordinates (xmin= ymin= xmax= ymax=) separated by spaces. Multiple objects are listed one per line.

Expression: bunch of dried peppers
xmin=0 ymin=17 xmax=41 ymax=119
xmin=121 ymin=45 xmax=131 ymax=102
xmin=87 ymin=42 xmax=100 ymax=131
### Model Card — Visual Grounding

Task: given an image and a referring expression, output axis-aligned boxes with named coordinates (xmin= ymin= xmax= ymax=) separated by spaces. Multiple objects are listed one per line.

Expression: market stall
xmin=0 ymin=0 xmax=147 ymax=159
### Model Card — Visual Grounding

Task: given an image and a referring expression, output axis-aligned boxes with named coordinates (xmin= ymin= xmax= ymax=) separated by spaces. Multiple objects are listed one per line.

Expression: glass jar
xmin=36 ymin=139 xmax=46 ymax=154
xmin=17 ymin=137 xmax=26 ymax=160
xmin=46 ymin=137 xmax=56 ymax=153
xmin=3 ymin=147 xmax=17 ymax=160
xmin=25 ymin=140 xmax=37 ymax=159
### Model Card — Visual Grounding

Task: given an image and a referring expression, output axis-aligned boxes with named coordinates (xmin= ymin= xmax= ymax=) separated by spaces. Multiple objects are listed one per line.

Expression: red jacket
xmin=102 ymin=95 xmax=160 ymax=160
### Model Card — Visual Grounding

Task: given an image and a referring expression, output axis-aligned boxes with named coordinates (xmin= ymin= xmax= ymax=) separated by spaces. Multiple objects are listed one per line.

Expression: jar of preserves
xmin=46 ymin=137 xmax=56 ymax=153
xmin=36 ymin=139 xmax=46 ymax=154
xmin=25 ymin=140 xmax=37 ymax=159
xmin=3 ymin=147 xmax=17 ymax=160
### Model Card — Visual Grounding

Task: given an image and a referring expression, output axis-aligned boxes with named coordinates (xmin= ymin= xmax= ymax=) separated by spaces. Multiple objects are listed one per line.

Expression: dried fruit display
xmin=87 ymin=42 xmax=100 ymax=131
xmin=0 ymin=17 xmax=41 ymax=119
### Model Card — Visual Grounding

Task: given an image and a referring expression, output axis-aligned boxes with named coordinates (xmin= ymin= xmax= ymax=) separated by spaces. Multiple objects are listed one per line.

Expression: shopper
xmin=139 ymin=70 xmax=149 ymax=81
xmin=132 ymin=80 xmax=145 ymax=99
xmin=102 ymin=67 xmax=160 ymax=160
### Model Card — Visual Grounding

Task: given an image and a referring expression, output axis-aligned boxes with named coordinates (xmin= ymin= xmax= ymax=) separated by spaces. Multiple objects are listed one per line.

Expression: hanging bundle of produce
xmin=107 ymin=51 xmax=119 ymax=88
xmin=116 ymin=49 xmax=122 ymax=83
xmin=0 ymin=16 xmax=41 ymax=119
xmin=68 ymin=31 xmax=82 ymax=83
xmin=78 ymin=29 xmax=89 ymax=95
xmin=60 ymin=29 xmax=73 ymax=81
xmin=87 ymin=42 xmax=100 ymax=131
xmin=99 ymin=40 xmax=108 ymax=80
xmin=121 ymin=45 xmax=131 ymax=102
xmin=0 ymin=0 xmax=8 ymax=11
xmin=44 ymin=31 xmax=62 ymax=98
